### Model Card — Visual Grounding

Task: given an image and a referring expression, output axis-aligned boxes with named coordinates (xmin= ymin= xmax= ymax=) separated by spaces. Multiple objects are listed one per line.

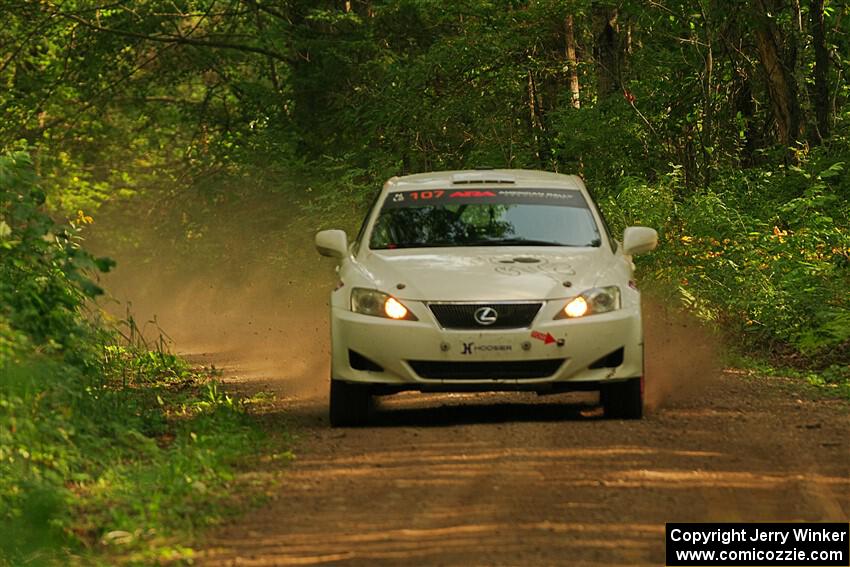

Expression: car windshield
xmin=369 ymin=188 xmax=601 ymax=249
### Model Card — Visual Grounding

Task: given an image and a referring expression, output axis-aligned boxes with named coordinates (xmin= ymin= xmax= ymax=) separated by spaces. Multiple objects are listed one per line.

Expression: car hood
xmin=357 ymin=247 xmax=612 ymax=301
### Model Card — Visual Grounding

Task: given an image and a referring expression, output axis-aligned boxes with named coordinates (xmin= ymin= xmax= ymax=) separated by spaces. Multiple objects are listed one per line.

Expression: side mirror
xmin=315 ymin=229 xmax=348 ymax=259
xmin=623 ymin=226 xmax=658 ymax=256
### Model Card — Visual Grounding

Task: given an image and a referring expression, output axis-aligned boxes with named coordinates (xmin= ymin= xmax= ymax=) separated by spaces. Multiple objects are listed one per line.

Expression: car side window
xmin=352 ymin=191 xmax=381 ymax=255
xmin=586 ymin=189 xmax=617 ymax=253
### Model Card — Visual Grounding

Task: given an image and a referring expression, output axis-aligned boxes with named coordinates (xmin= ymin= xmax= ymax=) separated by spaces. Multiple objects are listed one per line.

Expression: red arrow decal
xmin=531 ymin=331 xmax=557 ymax=345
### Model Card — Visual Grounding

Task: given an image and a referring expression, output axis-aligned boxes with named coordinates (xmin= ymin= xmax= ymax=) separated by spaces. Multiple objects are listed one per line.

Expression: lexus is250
xmin=315 ymin=169 xmax=657 ymax=426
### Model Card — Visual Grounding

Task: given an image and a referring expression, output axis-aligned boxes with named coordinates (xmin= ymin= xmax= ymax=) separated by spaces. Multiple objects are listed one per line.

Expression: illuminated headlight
xmin=555 ymin=286 xmax=621 ymax=319
xmin=351 ymin=288 xmax=418 ymax=320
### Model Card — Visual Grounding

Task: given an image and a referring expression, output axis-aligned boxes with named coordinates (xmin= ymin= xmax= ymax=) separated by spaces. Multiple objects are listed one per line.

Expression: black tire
xmin=329 ymin=379 xmax=372 ymax=427
xmin=601 ymin=377 xmax=643 ymax=419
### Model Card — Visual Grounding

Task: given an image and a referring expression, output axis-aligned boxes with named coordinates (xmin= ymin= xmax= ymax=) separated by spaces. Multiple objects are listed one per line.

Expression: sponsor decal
xmin=494 ymin=265 xmax=523 ymax=276
xmin=488 ymin=256 xmax=576 ymax=276
xmin=531 ymin=331 xmax=565 ymax=347
xmin=461 ymin=342 xmax=513 ymax=355
xmin=498 ymin=190 xmax=579 ymax=202
xmin=493 ymin=263 xmax=575 ymax=276
xmin=449 ymin=190 xmax=496 ymax=198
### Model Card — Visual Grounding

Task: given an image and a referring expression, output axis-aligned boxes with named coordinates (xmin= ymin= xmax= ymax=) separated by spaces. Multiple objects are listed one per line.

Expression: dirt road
xmin=199 ymin=368 xmax=849 ymax=566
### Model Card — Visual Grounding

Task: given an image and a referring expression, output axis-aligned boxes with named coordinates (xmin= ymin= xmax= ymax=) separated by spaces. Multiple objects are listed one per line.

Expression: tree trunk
xmin=810 ymin=0 xmax=829 ymax=141
xmin=726 ymin=16 xmax=758 ymax=164
xmin=592 ymin=3 xmax=619 ymax=99
xmin=702 ymin=38 xmax=714 ymax=186
xmin=527 ymin=70 xmax=548 ymax=164
xmin=734 ymin=66 xmax=757 ymax=165
xmin=793 ymin=0 xmax=804 ymax=32
xmin=565 ymin=14 xmax=581 ymax=109
xmin=752 ymin=0 xmax=802 ymax=147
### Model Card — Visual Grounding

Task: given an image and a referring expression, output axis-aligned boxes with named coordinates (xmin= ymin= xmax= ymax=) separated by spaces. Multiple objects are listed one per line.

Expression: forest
xmin=1 ymin=0 xmax=848 ymax=564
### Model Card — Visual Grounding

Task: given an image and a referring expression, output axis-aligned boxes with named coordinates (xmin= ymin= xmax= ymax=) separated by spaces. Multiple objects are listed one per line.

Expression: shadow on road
xmin=278 ymin=391 xmax=605 ymax=428
xmin=369 ymin=398 xmax=603 ymax=427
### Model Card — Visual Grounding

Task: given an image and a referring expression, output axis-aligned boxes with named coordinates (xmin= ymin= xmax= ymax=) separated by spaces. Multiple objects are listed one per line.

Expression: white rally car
xmin=316 ymin=169 xmax=657 ymax=426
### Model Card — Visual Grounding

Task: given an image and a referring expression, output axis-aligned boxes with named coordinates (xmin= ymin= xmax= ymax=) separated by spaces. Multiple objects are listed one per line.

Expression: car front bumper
xmin=330 ymin=300 xmax=643 ymax=391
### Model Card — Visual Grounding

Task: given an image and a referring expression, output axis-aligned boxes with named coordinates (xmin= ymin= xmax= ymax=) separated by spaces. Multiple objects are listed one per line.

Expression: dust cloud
xmin=101 ymin=269 xmax=333 ymax=399
xmin=642 ymin=298 xmax=722 ymax=410
xmin=88 ymin=189 xmax=342 ymax=400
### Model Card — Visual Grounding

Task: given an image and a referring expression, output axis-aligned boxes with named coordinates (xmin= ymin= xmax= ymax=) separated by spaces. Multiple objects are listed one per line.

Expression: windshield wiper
xmin=373 ymin=242 xmax=457 ymax=249
xmin=464 ymin=238 xmax=570 ymax=247
xmin=375 ymin=238 xmax=592 ymax=249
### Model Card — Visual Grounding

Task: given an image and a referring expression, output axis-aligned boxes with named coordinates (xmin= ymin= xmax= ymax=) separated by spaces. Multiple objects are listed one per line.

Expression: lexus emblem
xmin=474 ymin=306 xmax=498 ymax=326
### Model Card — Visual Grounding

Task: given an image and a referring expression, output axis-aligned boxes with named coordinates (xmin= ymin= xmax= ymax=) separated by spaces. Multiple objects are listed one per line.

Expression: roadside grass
xmin=0 ymin=349 xmax=290 ymax=566
xmin=722 ymin=351 xmax=850 ymax=402
xmin=641 ymin=282 xmax=850 ymax=402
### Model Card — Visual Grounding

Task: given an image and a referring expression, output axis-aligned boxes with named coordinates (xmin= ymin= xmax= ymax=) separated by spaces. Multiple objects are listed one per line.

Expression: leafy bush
xmin=607 ymin=150 xmax=849 ymax=365
xmin=0 ymin=150 xmax=114 ymax=367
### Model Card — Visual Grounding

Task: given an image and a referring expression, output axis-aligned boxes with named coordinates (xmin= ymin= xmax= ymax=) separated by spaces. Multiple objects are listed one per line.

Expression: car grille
xmin=428 ymin=302 xmax=543 ymax=329
xmin=407 ymin=359 xmax=565 ymax=380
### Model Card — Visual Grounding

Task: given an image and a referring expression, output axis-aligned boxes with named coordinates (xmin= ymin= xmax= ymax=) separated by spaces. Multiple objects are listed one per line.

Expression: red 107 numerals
xmin=409 ymin=190 xmax=445 ymax=200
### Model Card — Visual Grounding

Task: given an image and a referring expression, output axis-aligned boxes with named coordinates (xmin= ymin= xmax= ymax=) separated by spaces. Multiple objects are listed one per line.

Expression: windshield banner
xmin=382 ymin=189 xmax=589 ymax=209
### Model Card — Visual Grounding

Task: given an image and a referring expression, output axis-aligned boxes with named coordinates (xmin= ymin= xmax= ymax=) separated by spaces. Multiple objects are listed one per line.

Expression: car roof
xmin=384 ymin=169 xmax=586 ymax=193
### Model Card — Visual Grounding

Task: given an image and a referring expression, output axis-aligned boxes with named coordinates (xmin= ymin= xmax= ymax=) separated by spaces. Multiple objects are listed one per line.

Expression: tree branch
xmin=53 ymin=11 xmax=290 ymax=63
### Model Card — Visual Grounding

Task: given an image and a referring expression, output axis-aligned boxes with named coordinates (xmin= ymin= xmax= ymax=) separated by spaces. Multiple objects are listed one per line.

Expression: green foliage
xmin=0 ymin=151 xmax=115 ymax=366
xmin=0 ymin=351 xmax=275 ymax=566
xmin=611 ymin=146 xmax=849 ymax=363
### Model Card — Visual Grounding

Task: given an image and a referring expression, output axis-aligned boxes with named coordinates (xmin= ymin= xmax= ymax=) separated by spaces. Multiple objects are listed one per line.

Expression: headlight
xmin=350 ymin=288 xmax=418 ymax=320
xmin=555 ymin=286 xmax=621 ymax=319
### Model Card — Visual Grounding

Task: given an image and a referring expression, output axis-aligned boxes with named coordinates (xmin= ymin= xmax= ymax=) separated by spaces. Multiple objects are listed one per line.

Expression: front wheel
xmin=600 ymin=377 xmax=643 ymax=419
xmin=329 ymin=379 xmax=372 ymax=427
